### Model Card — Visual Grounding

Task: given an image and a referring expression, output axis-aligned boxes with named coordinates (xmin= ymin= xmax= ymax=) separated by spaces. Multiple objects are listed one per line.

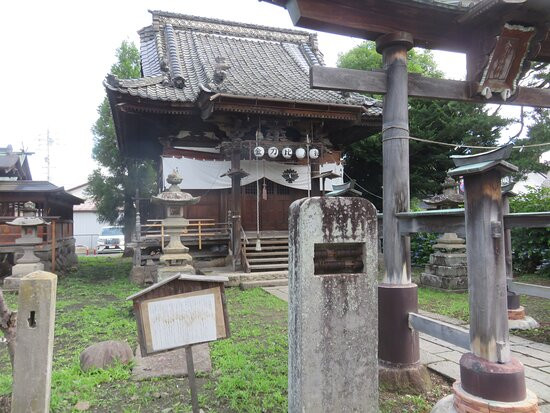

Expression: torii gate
xmin=263 ymin=0 xmax=550 ymax=410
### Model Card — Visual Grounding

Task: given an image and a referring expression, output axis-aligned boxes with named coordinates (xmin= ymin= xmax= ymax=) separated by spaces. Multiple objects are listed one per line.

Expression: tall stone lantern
xmin=152 ymin=170 xmax=200 ymax=281
xmin=3 ymin=201 xmax=46 ymax=290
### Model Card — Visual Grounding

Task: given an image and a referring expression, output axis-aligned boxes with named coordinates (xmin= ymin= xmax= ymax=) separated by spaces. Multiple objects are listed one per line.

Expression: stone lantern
xmin=3 ymin=201 xmax=46 ymax=290
xmin=152 ymin=170 xmax=200 ymax=281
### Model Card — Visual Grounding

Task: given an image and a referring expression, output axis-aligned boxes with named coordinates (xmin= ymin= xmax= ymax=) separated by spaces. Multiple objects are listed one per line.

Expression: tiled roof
xmin=0 ymin=181 xmax=83 ymax=204
xmin=105 ymin=11 xmax=382 ymax=117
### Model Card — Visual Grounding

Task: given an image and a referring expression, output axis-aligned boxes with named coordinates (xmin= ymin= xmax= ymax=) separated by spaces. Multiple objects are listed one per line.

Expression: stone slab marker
xmin=288 ymin=197 xmax=378 ymax=412
xmin=11 ymin=271 xmax=57 ymax=413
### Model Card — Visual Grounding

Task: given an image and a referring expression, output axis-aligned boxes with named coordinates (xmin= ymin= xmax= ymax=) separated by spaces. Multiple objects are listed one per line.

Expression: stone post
xmin=288 ymin=197 xmax=378 ymax=412
xmin=11 ymin=271 xmax=57 ymax=413
xmin=376 ymin=32 xmax=430 ymax=391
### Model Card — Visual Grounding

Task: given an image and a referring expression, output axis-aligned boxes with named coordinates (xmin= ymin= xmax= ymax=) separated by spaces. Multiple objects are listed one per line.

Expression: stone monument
xmin=288 ymin=197 xmax=378 ymax=412
xmin=152 ymin=170 xmax=200 ymax=281
xmin=3 ymin=201 xmax=46 ymax=291
xmin=420 ymin=177 xmax=468 ymax=291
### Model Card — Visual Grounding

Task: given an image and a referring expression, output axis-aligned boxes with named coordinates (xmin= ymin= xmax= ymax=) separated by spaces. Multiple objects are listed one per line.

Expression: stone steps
xmin=246 ymin=251 xmax=288 ymax=257
xmin=249 ymin=263 xmax=289 ymax=271
xmin=225 ymin=271 xmax=288 ymax=287
xmin=243 ymin=236 xmax=289 ymax=273
xmin=248 ymin=257 xmax=288 ymax=263
xmin=245 ymin=245 xmax=288 ymax=251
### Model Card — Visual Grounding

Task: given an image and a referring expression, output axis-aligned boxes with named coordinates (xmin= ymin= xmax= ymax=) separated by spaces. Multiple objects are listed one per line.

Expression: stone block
xmin=288 ymin=197 xmax=378 ymax=412
xmin=129 ymin=266 xmax=157 ymax=285
xmin=420 ymin=272 xmax=468 ymax=291
xmin=434 ymin=265 xmax=467 ymax=277
xmin=11 ymin=271 xmax=57 ymax=413
xmin=430 ymin=253 xmax=467 ymax=267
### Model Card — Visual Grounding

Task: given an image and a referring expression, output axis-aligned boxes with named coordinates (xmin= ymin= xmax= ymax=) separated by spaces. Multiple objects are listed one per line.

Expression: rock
xmin=80 ymin=340 xmax=133 ymax=371
xmin=430 ymin=394 xmax=457 ymax=413
xmin=75 ymin=401 xmax=91 ymax=411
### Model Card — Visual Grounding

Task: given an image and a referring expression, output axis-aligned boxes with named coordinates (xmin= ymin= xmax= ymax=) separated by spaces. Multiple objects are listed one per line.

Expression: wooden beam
xmin=286 ymin=0 xmax=465 ymax=52
xmin=408 ymin=313 xmax=470 ymax=351
xmin=311 ymin=66 xmax=550 ymax=108
xmin=503 ymin=212 xmax=550 ymax=229
xmin=278 ymin=0 xmax=550 ymax=62
xmin=396 ymin=210 xmax=466 ymax=236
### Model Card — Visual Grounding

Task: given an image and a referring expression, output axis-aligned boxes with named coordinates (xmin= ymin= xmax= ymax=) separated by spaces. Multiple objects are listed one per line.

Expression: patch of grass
xmin=418 ymin=287 xmax=470 ymax=322
xmin=208 ymin=288 xmax=288 ymax=412
xmin=0 ymin=257 xmax=454 ymax=412
xmin=417 ymin=273 xmax=550 ymax=344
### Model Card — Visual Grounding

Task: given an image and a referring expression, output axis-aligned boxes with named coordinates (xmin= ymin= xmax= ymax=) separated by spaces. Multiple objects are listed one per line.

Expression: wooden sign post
xmin=127 ymin=274 xmax=230 ymax=413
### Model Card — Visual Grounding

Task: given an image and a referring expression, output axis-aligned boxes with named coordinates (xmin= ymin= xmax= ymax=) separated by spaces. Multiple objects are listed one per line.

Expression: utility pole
xmin=44 ymin=130 xmax=53 ymax=182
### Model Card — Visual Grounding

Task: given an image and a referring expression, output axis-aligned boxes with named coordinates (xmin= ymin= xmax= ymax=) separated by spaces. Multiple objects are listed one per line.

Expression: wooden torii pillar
xmin=374 ymin=32 xmax=430 ymax=390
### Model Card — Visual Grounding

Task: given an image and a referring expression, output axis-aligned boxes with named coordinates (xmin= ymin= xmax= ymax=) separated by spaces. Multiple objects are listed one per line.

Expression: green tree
xmin=507 ymin=108 xmax=550 ymax=179
xmin=338 ymin=42 xmax=509 ymax=209
xmin=506 ymin=61 xmax=550 ymax=180
xmin=509 ymin=187 xmax=550 ymax=276
xmin=87 ymin=41 xmax=157 ymax=242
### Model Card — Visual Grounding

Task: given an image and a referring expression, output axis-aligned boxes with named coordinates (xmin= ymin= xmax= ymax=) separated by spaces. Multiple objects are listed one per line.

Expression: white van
xmin=96 ymin=226 xmax=125 ymax=254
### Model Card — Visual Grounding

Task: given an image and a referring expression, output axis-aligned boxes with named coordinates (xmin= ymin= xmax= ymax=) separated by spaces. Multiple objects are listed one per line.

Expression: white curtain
xmin=162 ymin=156 xmax=343 ymax=191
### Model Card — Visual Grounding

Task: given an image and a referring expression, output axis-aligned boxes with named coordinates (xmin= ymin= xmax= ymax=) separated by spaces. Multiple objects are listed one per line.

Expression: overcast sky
xmin=0 ymin=0 xmax=528 ymax=190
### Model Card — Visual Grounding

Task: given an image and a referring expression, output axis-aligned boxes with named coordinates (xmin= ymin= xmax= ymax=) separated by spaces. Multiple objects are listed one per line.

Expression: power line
xmin=382 ymin=135 xmax=550 ymax=150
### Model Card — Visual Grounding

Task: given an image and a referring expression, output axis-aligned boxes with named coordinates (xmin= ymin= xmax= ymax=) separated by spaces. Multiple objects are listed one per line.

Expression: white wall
xmin=73 ymin=211 xmax=106 ymax=250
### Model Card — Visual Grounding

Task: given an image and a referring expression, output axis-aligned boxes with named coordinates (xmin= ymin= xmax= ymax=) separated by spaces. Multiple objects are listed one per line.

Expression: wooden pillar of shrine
xmin=226 ymin=140 xmax=247 ymax=270
xmin=376 ymin=32 xmax=430 ymax=391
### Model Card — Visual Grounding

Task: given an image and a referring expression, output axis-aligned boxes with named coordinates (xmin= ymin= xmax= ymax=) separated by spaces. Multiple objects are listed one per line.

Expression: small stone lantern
xmin=3 ymin=201 xmax=46 ymax=290
xmin=152 ymin=170 xmax=201 ymax=281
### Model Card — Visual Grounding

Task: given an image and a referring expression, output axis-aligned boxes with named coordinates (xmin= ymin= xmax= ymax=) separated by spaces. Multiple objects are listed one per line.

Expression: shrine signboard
xmin=127 ymin=274 xmax=230 ymax=357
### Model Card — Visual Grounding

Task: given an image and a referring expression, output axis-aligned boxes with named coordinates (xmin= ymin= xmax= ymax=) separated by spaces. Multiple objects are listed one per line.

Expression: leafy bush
xmin=411 ymin=232 xmax=439 ymax=266
xmin=509 ymin=187 xmax=550 ymax=276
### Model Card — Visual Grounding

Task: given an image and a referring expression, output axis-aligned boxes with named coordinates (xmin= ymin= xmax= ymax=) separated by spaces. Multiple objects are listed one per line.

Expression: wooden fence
xmin=141 ymin=219 xmax=230 ymax=250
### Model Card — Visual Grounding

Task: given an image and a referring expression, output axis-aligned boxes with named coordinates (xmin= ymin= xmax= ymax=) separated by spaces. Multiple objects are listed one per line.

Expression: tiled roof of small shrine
xmin=105 ymin=11 xmax=382 ymax=117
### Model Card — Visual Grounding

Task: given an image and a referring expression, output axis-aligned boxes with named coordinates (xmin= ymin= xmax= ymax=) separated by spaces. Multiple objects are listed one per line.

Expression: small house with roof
xmin=106 ymin=11 xmax=382 ymax=269
xmin=0 ymin=148 xmax=82 ymax=275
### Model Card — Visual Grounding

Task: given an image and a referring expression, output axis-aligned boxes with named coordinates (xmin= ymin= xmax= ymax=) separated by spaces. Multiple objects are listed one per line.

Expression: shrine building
xmin=106 ymin=11 xmax=382 ymax=241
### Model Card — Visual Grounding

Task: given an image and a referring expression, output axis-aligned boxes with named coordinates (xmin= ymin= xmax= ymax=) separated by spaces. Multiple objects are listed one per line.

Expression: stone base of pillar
xmin=507 ymin=300 xmax=540 ymax=330
xmin=157 ymin=265 xmax=195 ymax=282
xmin=508 ymin=306 xmax=526 ymax=320
xmin=430 ymin=382 xmax=538 ymax=413
xmin=379 ymin=361 xmax=432 ymax=393
xmin=509 ymin=315 xmax=540 ymax=330
xmin=3 ymin=262 xmax=45 ymax=290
